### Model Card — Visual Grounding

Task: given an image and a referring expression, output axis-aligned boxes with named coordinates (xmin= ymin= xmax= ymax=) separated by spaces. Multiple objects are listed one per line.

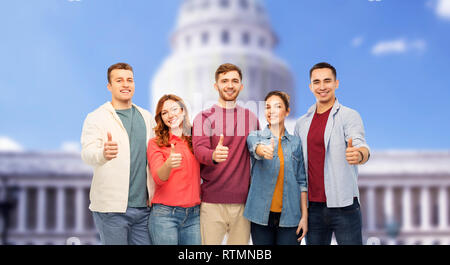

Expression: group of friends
xmin=80 ymin=61 xmax=370 ymax=245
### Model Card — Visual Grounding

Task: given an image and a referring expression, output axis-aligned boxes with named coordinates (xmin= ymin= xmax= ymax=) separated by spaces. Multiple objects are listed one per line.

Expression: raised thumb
xmin=348 ymin=138 xmax=353 ymax=148
xmin=171 ymin=143 xmax=176 ymax=153
xmin=218 ymin=134 xmax=224 ymax=146
xmin=107 ymin=132 xmax=112 ymax=142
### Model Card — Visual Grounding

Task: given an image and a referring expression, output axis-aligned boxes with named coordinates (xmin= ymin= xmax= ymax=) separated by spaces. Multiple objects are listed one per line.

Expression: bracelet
xmin=357 ymin=150 xmax=364 ymax=164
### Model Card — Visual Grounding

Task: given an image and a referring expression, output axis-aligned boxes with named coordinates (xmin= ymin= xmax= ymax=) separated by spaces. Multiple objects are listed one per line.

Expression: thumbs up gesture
xmin=345 ymin=138 xmax=362 ymax=165
xmin=256 ymin=138 xmax=275 ymax=160
xmin=166 ymin=144 xmax=182 ymax=168
xmin=103 ymin=132 xmax=118 ymax=161
xmin=212 ymin=134 xmax=229 ymax=163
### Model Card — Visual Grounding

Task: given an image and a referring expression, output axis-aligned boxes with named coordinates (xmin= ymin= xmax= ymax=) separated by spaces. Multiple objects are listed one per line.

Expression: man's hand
xmin=212 ymin=134 xmax=229 ymax=163
xmin=166 ymin=144 xmax=182 ymax=168
xmin=345 ymin=138 xmax=362 ymax=165
xmin=103 ymin=132 xmax=118 ymax=161
xmin=256 ymin=138 xmax=275 ymax=160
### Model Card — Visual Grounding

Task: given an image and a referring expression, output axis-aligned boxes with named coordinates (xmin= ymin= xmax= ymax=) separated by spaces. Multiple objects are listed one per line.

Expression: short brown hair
xmin=264 ymin=90 xmax=290 ymax=110
xmin=107 ymin=62 xmax=133 ymax=83
xmin=215 ymin=63 xmax=243 ymax=82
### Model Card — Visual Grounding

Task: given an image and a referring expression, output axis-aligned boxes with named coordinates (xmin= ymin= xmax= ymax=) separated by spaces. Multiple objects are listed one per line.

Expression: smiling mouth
xmin=224 ymin=88 xmax=236 ymax=93
xmin=168 ymin=118 xmax=179 ymax=126
xmin=120 ymin=89 xmax=131 ymax=93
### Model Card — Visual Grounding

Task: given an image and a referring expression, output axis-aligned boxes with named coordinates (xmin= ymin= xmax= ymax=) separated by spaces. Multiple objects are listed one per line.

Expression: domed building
xmin=0 ymin=1 xmax=449 ymax=246
xmin=151 ymin=0 xmax=295 ymax=117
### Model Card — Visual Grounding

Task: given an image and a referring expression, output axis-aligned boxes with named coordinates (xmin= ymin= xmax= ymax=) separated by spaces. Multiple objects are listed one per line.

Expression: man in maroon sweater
xmin=192 ymin=63 xmax=259 ymax=245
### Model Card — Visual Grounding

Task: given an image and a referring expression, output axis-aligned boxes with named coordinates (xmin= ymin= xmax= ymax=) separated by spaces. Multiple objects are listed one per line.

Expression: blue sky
xmin=0 ymin=0 xmax=449 ymax=151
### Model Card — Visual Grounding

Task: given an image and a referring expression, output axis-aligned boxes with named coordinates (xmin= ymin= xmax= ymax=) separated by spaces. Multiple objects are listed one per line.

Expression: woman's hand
xmin=255 ymin=138 xmax=275 ymax=160
xmin=296 ymin=217 xmax=308 ymax=243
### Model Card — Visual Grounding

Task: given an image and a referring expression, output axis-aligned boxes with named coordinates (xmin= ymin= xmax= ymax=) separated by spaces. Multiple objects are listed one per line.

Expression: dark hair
xmin=107 ymin=62 xmax=133 ymax=83
xmin=264 ymin=90 xmax=290 ymax=110
xmin=215 ymin=63 xmax=243 ymax=82
xmin=309 ymin=62 xmax=337 ymax=80
xmin=154 ymin=94 xmax=193 ymax=152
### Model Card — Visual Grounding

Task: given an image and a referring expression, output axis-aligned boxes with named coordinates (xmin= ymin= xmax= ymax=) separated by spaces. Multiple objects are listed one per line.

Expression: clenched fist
xmin=256 ymin=138 xmax=275 ymax=160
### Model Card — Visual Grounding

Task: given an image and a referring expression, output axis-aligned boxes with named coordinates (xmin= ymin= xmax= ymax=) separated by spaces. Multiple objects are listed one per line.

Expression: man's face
xmin=214 ymin=70 xmax=243 ymax=103
xmin=107 ymin=69 xmax=135 ymax=103
xmin=309 ymin=68 xmax=339 ymax=105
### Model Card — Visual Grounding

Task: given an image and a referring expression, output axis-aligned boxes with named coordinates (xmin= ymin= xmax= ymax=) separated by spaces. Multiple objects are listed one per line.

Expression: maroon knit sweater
xmin=192 ymin=104 xmax=260 ymax=203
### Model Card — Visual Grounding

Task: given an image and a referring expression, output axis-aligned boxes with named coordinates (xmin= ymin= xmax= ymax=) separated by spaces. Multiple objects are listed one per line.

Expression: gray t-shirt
xmin=116 ymin=106 xmax=148 ymax=208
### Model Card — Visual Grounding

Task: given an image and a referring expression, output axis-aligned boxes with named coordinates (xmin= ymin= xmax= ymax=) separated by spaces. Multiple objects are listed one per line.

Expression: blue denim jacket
xmin=244 ymin=126 xmax=307 ymax=227
xmin=294 ymin=98 xmax=370 ymax=208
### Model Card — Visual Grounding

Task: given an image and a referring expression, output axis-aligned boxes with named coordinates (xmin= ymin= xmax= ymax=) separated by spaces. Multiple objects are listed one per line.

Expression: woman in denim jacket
xmin=244 ymin=91 xmax=308 ymax=245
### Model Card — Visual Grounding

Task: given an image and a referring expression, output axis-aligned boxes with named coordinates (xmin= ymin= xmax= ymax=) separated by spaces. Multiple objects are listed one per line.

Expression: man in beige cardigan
xmin=81 ymin=62 xmax=156 ymax=245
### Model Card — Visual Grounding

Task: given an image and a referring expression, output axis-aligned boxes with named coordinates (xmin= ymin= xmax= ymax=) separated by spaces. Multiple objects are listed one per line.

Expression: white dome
xmin=151 ymin=0 xmax=294 ymax=118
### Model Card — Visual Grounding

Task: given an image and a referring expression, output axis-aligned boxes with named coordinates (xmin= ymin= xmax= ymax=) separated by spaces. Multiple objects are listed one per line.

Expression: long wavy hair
xmin=154 ymin=94 xmax=193 ymax=152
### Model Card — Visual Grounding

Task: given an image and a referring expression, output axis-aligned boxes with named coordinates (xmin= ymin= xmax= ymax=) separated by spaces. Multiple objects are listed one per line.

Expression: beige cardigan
xmin=81 ymin=102 xmax=156 ymax=213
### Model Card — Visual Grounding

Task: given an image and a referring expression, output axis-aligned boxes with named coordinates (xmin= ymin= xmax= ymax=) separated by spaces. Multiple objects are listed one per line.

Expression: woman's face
xmin=265 ymin=95 xmax=289 ymax=126
xmin=161 ymin=99 xmax=185 ymax=130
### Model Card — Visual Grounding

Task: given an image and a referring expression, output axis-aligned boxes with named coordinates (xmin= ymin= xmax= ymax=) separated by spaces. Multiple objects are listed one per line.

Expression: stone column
xmin=36 ymin=186 xmax=47 ymax=233
xmin=402 ymin=186 xmax=413 ymax=231
xmin=16 ymin=187 xmax=28 ymax=233
xmin=420 ymin=187 xmax=431 ymax=230
xmin=384 ymin=186 xmax=394 ymax=225
xmin=438 ymin=186 xmax=448 ymax=230
xmin=366 ymin=186 xmax=376 ymax=232
xmin=74 ymin=187 xmax=85 ymax=233
xmin=56 ymin=186 xmax=66 ymax=233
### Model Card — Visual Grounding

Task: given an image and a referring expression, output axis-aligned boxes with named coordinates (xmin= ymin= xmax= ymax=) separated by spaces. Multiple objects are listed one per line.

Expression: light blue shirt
xmin=294 ymin=98 xmax=370 ymax=208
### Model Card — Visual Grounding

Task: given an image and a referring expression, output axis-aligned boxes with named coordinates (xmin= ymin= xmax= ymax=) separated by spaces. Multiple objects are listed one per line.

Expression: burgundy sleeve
xmin=192 ymin=112 xmax=216 ymax=166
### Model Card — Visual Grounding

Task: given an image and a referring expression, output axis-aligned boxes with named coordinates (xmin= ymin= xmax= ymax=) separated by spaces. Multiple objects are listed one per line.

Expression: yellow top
xmin=270 ymin=137 xmax=284 ymax=213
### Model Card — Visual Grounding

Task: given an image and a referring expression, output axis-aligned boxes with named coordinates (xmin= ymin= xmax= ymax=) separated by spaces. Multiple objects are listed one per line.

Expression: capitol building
xmin=151 ymin=0 xmax=294 ymax=117
xmin=0 ymin=0 xmax=449 ymax=245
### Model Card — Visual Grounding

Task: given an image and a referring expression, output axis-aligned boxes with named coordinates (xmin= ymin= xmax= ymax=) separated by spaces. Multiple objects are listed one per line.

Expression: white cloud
xmin=60 ymin=141 xmax=81 ymax=153
xmin=371 ymin=39 xmax=426 ymax=56
xmin=351 ymin=36 xmax=364 ymax=47
xmin=0 ymin=136 xmax=24 ymax=152
xmin=427 ymin=0 xmax=450 ymax=20
xmin=437 ymin=0 xmax=450 ymax=19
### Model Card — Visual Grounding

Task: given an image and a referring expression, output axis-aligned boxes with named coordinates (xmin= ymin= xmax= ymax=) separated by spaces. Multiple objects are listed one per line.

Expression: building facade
xmin=0 ymin=152 xmax=97 ymax=245
xmin=358 ymin=151 xmax=450 ymax=245
xmin=1 ymin=151 xmax=449 ymax=245
xmin=1 ymin=0 xmax=448 ymax=246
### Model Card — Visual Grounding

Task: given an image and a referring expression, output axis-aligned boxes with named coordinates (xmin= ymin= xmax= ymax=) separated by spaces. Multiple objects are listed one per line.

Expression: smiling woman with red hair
xmin=147 ymin=94 xmax=201 ymax=245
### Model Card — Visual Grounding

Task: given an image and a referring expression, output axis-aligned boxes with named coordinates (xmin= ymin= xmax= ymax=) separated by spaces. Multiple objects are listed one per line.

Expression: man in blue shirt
xmin=294 ymin=62 xmax=370 ymax=245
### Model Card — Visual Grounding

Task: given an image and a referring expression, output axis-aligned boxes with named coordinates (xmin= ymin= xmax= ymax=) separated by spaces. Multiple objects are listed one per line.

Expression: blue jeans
xmin=92 ymin=207 xmax=152 ymax=245
xmin=251 ymin=212 xmax=300 ymax=245
xmin=149 ymin=204 xmax=201 ymax=245
xmin=306 ymin=198 xmax=362 ymax=245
